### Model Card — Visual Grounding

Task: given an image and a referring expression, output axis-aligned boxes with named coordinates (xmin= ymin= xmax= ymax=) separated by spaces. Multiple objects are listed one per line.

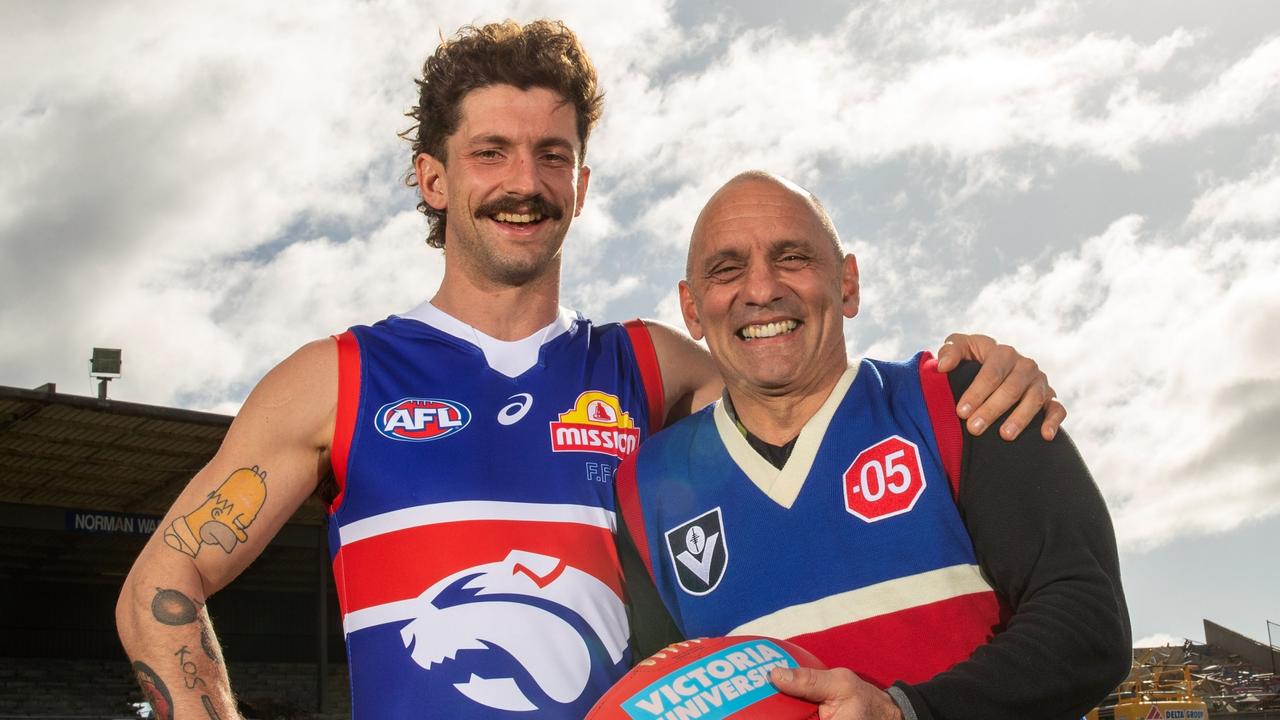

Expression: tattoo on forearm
xmin=175 ymin=644 xmax=208 ymax=690
xmin=151 ymin=587 xmax=199 ymax=625
xmin=163 ymin=465 xmax=268 ymax=557
xmin=132 ymin=661 xmax=174 ymax=720
xmin=200 ymin=620 xmax=219 ymax=664
xmin=202 ymin=695 xmax=223 ymax=719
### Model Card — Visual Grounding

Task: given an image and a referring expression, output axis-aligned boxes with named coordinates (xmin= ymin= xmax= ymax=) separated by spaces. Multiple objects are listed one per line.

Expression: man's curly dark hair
xmin=402 ymin=20 xmax=605 ymax=248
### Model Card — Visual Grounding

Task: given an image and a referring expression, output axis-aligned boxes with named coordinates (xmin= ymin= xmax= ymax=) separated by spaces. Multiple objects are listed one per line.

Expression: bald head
xmin=687 ymin=171 xmax=842 ymax=281
xmin=676 ymin=169 xmax=860 ymax=420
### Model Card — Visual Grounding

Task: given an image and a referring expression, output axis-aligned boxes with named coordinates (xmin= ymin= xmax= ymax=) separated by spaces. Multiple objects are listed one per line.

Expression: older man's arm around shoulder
xmin=115 ymin=339 xmax=337 ymax=720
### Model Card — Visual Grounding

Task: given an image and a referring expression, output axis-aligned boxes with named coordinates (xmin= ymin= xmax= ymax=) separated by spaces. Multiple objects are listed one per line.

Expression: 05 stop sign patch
xmin=843 ymin=435 xmax=926 ymax=522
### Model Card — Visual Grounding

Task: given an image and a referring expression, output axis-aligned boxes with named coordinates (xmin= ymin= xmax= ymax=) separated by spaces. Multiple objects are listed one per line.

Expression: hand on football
xmin=770 ymin=666 xmax=903 ymax=720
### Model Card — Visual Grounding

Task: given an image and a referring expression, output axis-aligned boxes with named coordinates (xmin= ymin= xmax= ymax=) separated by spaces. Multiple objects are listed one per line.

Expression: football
xmin=586 ymin=636 xmax=825 ymax=720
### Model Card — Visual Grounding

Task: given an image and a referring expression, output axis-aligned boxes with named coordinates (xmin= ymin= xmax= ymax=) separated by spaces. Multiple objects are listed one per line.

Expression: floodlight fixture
xmin=90 ymin=347 xmax=122 ymax=399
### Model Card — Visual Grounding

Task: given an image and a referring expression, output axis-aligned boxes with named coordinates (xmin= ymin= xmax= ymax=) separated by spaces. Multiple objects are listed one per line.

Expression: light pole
xmin=1267 ymin=621 xmax=1279 ymax=720
xmin=1269 ymin=620 xmax=1279 ymax=678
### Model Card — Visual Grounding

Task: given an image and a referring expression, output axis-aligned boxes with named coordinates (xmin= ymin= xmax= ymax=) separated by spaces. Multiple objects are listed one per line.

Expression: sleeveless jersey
xmin=617 ymin=353 xmax=1007 ymax=689
xmin=329 ymin=310 xmax=662 ymax=718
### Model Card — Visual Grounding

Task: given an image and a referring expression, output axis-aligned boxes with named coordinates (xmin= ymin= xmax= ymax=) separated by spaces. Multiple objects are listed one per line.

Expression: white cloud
xmin=1133 ymin=632 xmax=1187 ymax=648
xmin=952 ymin=193 xmax=1280 ymax=551
xmin=0 ymin=0 xmax=677 ymax=403
xmin=591 ymin=4 xmax=1280 ymax=254
xmin=1189 ymin=136 xmax=1280 ymax=231
xmin=66 ymin=211 xmax=441 ymax=410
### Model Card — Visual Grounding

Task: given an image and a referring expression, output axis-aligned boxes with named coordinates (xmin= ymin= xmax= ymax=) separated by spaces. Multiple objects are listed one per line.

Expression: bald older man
xmin=617 ymin=172 xmax=1130 ymax=720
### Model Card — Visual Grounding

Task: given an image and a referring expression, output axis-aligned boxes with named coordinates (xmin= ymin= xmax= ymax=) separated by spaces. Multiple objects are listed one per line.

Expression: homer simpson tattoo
xmin=163 ymin=466 xmax=267 ymax=557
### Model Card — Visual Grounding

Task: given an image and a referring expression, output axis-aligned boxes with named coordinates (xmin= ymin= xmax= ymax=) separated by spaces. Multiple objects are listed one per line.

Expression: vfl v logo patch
xmin=664 ymin=507 xmax=728 ymax=595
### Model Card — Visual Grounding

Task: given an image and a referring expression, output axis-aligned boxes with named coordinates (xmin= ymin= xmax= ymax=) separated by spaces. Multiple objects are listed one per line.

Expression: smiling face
xmin=415 ymin=84 xmax=590 ymax=288
xmin=680 ymin=174 xmax=859 ymax=404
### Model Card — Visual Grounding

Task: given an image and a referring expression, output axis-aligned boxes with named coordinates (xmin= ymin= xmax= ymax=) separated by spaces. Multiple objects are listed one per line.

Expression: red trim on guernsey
xmin=790 ymin=589 xmax=1003 ymax=688
xmin=623 ymin=319 xmax=665 ymax=434
xmin=615 ymin=456 xmax=655 ymax=579
xmin=919 ymin=352 xmax=963 ymax=500
xmin=329 ymin=331 xmax=361 ymax=513
xmin=331 ymin=519 xmax=621 ymax=614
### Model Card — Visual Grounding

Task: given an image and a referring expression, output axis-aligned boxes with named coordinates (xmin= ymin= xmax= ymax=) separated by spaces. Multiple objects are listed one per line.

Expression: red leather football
xmin=586 ymin=636 xmax=824 ymax=719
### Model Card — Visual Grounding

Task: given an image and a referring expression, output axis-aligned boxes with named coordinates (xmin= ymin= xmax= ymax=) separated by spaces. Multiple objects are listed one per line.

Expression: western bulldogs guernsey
xmin=618 ymin=353 xmax=1007 ymax=689
xmin=328 ymin=303 xmax=663 ymax=718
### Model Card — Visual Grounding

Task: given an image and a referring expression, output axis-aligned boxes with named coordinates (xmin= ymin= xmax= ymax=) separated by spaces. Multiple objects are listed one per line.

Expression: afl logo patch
xmin=664 ymin=507 xmax=728 ymax=596
xmin=375 ymin=397 xmax=471 ymax=442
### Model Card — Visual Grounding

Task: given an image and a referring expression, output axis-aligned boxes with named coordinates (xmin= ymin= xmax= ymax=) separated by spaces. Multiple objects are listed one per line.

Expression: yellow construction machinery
xmin=1111 ymin=662 xmax=1209 ymax=720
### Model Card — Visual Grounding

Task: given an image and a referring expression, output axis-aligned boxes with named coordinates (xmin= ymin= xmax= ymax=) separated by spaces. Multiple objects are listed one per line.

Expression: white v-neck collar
xmin=712 ymin=364 xmax=860 ymax=509
xmin=397 ymin=300 xmax=578 ymax=378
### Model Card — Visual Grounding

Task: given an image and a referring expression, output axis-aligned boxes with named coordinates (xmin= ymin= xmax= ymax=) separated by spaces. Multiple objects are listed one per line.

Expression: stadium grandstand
xmin=0 ymin=383 xmax=346 ymax=719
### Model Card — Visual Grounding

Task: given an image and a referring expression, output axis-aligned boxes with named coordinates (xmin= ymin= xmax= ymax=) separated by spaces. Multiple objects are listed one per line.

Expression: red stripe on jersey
xmin=919 ymin=351 xmax=963 ymax=499
xmin=623 ymin=319 xmax=665 ymax=434
xmin=615 ymin=455 xmax=654 ymax=579
xmin=332 ymin=520 xmax=621 ymax=616
xmin=789 ymin=590 xmax=1003 ymax=688
xmin=330 ymin=331 xmax=361 ymax=513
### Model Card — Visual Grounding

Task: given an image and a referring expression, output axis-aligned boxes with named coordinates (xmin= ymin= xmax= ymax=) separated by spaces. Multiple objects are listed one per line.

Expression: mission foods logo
xmin=375 ymin=397 xmax=471 ymax=442
xmin=549 ymin=391 xmax=640 ymax=459
xmin=621 ymin=639 xmax=799 ymax=720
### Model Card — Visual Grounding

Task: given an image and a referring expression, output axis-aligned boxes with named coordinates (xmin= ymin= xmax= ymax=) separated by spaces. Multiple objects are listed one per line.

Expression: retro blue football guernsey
xmin=328 ymin=303 xmax=663 ymax=718
xmin=618 ymin=354 xmax=1005 ymax=689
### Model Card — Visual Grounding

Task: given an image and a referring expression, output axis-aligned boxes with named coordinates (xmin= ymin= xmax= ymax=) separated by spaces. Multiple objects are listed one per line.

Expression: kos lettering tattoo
xmin=175 ymin=644 xmax=208 ymax=691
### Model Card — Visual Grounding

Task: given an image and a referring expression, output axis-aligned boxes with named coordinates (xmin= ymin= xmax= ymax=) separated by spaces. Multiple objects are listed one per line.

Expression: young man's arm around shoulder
xmin=891 ymin=360 xmax=1130 ymax=720
xmin=774 ymin=360 xmax=1128 ymax=720
xmin=642 ymin=320 xmax=1067 ymax=438
xmin=115 ymin=338 xmax=338 ymax=720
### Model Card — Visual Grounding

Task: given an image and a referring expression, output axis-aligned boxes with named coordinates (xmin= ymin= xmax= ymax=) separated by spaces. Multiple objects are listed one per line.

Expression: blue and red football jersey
xmin=328 ymin=307 xmax=662 ymax=718
xmin=618 ymin=353 xmax=1008 ymax=689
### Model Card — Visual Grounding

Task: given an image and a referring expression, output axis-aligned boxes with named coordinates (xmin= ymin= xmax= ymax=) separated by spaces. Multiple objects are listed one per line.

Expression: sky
xmin=2 ymin=0 xmax=1277 ymax=649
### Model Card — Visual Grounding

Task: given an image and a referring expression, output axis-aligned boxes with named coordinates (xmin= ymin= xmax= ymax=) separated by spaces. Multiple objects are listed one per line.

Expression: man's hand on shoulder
xmin=770 ymin=666 xmax=904 ymax=720
xmin=934 ymin=333 xmax=1065 ymax=442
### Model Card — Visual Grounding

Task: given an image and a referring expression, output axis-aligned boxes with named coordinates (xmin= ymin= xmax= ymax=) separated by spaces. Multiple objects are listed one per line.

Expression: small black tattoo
xmin=151 ymin=587 xmax=198 ymax=626
xmin=202 ymin=695 xmax=223 ymax=719
xmin=200 ymin=621 xmax=219 ymax=663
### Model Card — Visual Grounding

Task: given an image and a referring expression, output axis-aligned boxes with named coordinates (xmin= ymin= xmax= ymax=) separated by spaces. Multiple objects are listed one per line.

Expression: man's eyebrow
xmin=464 ymin=134 xmax=576 ymax=152
xmin=465 ymin=133 xmax=513 ymax=148
xmin=770 ymin=238 xmax=821 ymax=255
xmin=535 ymin=136 xmax=577 ymax=153
xmin=700 ymin=248 xmax=745 ymax=272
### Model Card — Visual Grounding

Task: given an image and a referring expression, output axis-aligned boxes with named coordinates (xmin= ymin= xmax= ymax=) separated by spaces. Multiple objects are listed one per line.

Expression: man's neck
xmin=431 ymin=265 xmax=561 ymax=341
xmin=726 ymin=365 xmax=849 ymax=446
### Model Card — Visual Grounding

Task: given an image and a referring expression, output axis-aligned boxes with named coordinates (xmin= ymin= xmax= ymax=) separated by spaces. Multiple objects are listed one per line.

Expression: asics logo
xmin=498 ymin=393 xmax=534 ymax=426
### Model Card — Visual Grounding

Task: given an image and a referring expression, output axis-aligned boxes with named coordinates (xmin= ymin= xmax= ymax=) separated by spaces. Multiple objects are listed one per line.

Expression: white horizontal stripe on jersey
xmin=338 ymin=500 xmax=617 ymax=545
xmin=729 ymin=563 xmax=993 ymax=638
xmin=344 ymin=598 xmax=422 ymax=635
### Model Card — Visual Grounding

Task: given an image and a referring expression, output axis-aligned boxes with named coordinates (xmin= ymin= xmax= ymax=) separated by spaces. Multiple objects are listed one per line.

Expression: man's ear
xmin=414 ymin=153 xmax=448 ymax=212
xmin=678 ymin=280 xmax=704 ymax=341
xmin=841 ymin=253 xmax=860 ymax=318
xmin=573 ymin=164 xmax=591 ymax=217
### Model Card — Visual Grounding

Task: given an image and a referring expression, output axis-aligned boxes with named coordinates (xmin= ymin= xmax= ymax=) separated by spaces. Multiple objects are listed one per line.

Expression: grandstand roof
xmin=0 ymin=384 xmax=328 ymax=592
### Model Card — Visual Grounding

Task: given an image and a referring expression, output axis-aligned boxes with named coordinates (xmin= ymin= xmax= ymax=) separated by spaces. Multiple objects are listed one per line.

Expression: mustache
xmin=474 ymin=194 xmax=564 ymax=221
